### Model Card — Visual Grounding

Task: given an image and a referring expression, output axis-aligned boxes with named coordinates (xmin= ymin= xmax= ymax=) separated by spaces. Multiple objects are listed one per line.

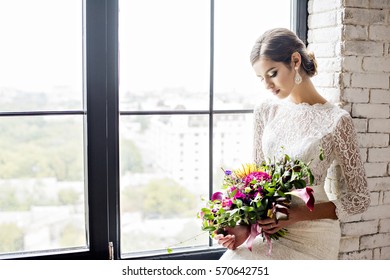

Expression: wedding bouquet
xmin=198 ymin=151 xmax=321 ymax=253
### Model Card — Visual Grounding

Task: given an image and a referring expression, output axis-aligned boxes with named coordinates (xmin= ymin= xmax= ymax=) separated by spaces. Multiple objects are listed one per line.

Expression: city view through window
xmin=0 ymin=0 xmax=85 ymax=255
xmin=118 ymin=0 xmax=290 ymax=255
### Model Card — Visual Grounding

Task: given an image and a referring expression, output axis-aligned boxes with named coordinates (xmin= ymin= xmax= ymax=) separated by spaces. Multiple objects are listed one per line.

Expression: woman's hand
xmin=214 ymin=225 xmax=250 ymax=250
xmin=257 ymin=218 xmax=287 ymax=235
xmin=258 ymin=204 xmax=315 ymax=234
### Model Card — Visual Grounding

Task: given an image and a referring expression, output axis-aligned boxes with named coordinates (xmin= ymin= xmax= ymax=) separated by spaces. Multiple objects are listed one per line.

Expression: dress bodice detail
xmin=253 ymin=99 xmax=370 ymax=220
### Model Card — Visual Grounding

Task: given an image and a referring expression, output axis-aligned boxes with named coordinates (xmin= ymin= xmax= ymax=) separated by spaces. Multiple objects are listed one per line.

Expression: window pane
xmin=0 ymin=0 xmax=83 ymax=112
xmin=212 ymin=113 xmax=253 ymax=246
xmin=120 ymin=115 xmax=209 ymax=255
xmin=214 ymin=0 xmax=291 ymax=110
xmin=213 ymin=113 xmax=254 ymax=180
xmin=119 ymin=0 xmax=292 ymax=258
xmin=0 ymin=116 xmax=87 ymax=255
xmin=119 ymin=0 xmax=210 ymax=111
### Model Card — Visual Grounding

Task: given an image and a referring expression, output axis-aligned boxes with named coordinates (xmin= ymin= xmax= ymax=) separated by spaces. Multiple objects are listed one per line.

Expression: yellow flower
xmin=267 ymin=208 xmax=274 ymax=218
xmin=233 ymin=163 xmax=261 ymax=179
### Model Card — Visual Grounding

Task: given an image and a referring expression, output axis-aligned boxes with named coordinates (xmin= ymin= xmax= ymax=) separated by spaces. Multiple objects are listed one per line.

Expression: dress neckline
xmin=282 ymin=100 xmax=332 ymax=109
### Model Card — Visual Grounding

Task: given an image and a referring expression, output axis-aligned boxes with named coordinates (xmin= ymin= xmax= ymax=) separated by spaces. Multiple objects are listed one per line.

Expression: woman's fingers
xmin=263 ymin=226 xmax=280 ymax=234
xmin=257 ymin=218 xmax=274 ymax=226
xmin=215 ymin=234 xmax=236 ymax=250
xmin=258 ymin=218 xmax=280 ymax=234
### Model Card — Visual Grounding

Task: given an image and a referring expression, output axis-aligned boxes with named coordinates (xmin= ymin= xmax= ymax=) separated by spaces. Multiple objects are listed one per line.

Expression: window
xmin=0 ymin=0 xmax=306 ymax=260
xmin=118 ymin=0 xmax=293 ymax=258
xmin=0 ymin=0 xmax=86 ymax=257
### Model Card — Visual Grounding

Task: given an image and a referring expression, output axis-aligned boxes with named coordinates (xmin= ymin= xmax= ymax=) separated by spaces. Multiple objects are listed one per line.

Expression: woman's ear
xmin=291 ymin=52 xmax=301 ymax=69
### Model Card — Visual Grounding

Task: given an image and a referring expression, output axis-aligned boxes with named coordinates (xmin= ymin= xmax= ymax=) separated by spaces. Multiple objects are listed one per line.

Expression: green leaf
xmin=203 ymin=213 xmax=215 ymax=220
xmin=241 ymin=206 xmax=254 ymax=212
xmin=319 ymin=147 xmax=324 ymax=161
xmin=276 ymin=190 xmax=286 ymax=197
xmin=293 ymin=179 xmax=306 ymax=189
xmin=167 ymin=248 xmax=173 ymax=254
xmin=228 ymin=220 xmax=237 ymax=227
xmin=309 ymin=172 xmax=315 ymax=185
xmin=202 ymin=226 xmax=216 ymax=232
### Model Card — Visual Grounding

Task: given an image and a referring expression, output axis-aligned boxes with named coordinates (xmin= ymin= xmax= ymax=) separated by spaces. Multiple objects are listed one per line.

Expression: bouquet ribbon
xmin=246 ymin=224 xmax=273 ymax=256
xmin=246 ymin=224 xmax=261 ymax=251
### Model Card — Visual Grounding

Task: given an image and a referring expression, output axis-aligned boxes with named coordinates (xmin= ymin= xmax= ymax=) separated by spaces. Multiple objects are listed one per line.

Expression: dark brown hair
xmin=250 ymin=28 xmax=317 ymax=77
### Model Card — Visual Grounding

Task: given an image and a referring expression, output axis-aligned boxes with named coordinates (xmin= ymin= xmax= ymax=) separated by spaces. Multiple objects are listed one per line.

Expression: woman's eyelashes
xmin=258 ymin=70 xmax=277 ymax=82
xmin=268 ymin=70 xmax=277 ymax=78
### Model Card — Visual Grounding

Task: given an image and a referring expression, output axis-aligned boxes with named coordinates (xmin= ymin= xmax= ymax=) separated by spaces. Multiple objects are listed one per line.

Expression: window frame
xmin=7 ymin=0 xmax=307 ymax=260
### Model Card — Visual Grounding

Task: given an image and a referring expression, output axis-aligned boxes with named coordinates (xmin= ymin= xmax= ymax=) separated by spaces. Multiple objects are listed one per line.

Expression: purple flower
xmin=250 ymin=190 xmax=263 ymax=199
xmin=224 ymin=170 xmax=232 ymax=176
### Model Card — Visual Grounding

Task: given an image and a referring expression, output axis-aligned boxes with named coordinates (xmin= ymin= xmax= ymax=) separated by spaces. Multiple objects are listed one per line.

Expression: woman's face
xmin=252 ymin=57 xmax=296 ymax=99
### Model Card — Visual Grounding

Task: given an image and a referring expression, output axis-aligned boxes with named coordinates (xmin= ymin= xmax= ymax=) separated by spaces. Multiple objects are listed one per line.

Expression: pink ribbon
xmin=246 ymin=224 xmax=261 ymax=251
xmin=264 ymin=232 xmax=273 ymax=256
xmin=245 ymin=224 xmax=273 ymax=256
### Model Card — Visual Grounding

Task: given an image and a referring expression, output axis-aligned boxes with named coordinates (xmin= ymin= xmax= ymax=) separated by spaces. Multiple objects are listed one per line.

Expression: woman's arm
xmin=259 ymin=201 xmax=337 ymax=235
xmin=331 ymin=114 xmax=370 ymax=220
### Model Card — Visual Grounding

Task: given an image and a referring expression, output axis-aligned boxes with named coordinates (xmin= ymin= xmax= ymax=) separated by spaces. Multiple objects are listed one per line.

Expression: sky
xmin=0 ymin=0 xmax=290 ymax=96
xmin=0 ymin=0 xmax=82 ymax=92
xmin=119 ymin=0 xmax=291 ymax=94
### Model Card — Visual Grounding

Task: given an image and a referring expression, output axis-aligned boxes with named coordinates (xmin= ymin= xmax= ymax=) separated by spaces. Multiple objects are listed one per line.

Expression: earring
xmin=294 ymin=67 xmax=302 ymax=85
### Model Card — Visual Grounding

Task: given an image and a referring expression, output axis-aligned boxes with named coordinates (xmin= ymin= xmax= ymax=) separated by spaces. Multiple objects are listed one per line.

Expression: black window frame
xmin=7 ymin=0 xmax=307 ymax=260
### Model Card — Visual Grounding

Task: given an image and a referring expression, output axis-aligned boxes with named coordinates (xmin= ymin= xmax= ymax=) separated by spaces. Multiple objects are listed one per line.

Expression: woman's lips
xmin=272 ymin=89 xmax=280 ymax=95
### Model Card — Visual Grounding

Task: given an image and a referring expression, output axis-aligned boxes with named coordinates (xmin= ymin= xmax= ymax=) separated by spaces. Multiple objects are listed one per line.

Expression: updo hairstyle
xmin=250 ymin=28 xmax=317 ymax=77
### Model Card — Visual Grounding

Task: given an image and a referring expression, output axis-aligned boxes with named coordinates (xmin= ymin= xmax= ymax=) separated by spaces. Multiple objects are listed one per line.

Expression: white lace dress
xmin=220 ymin=99 xmax=370 ymax=260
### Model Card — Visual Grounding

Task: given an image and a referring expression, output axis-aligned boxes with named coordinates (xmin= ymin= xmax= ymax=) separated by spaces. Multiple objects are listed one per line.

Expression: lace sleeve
xmin=253 ymin=104 xmax=265 ymax=164
xmin=331 ymin=114 xmax=370 ymax=219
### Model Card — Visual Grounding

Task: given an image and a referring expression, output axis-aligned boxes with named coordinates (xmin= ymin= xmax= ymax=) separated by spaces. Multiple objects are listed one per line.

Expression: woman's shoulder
xmin=327 ymin=102 xmax=352 ymax=121
xmin=323 ymin=102 xmax=357 ymax=133
xmin=254 ymin=98 xmax=281 ymax=114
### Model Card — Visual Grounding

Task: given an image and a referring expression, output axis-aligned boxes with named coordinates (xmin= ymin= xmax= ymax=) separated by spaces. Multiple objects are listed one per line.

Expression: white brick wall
xmin=369 ymin=119 xmax=390 ymax=132
xmin=309 ymin=0 xmax=390 ymax=259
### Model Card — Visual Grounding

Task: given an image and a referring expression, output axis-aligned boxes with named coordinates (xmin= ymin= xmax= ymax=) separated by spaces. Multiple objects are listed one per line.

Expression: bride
xmin=215 ymin=28 xmax=371 ymax=260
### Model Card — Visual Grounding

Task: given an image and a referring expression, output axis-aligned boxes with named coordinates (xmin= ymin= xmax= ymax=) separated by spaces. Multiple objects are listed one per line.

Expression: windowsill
xmin=2 ymin=246 xmax=227 ymax=260
xmin=0 ymin=246 xmax=90 ymax=260
xmin=121 ymin=246 xmax=227 ymax=260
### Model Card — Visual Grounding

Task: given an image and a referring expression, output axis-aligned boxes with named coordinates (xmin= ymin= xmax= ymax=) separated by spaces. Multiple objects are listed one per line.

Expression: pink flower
xmin=222 ymin=199 xmax=233 ymax=209
xmin=286 ymin=187 xmax=315 ymax=211
xmin=211 ymin=191 xmax=223 ymax=201
xmin=233 ymin=190 xmax=246 ymax=200
xmin=244 ymin=171 xmax=271 ymax=187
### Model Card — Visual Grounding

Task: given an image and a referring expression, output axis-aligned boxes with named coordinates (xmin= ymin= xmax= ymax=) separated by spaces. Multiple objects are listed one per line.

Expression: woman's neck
xmin=289 ymin=78 xmax=327 ymax=105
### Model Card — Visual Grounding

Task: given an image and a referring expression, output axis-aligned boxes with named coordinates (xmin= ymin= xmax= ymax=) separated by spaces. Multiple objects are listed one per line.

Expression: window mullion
xmin=291 ymin=0 xmax=308 ymax=45
xmin=209 ymin=0 xmax=215 ymax=248
xmin=85 ymin=0 xmax=111 ymax=259
xmin=106 ymin=0 xmax=121 ymax=260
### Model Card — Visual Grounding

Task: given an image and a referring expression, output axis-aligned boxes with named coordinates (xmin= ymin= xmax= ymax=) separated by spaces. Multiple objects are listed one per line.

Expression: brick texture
xmin=309 ymin=0 xmax=390 ymax=259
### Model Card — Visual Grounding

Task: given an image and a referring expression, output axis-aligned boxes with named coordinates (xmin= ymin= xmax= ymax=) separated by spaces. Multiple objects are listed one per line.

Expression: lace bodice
xmin=253 ymin=99 xmax=370 ymax=220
